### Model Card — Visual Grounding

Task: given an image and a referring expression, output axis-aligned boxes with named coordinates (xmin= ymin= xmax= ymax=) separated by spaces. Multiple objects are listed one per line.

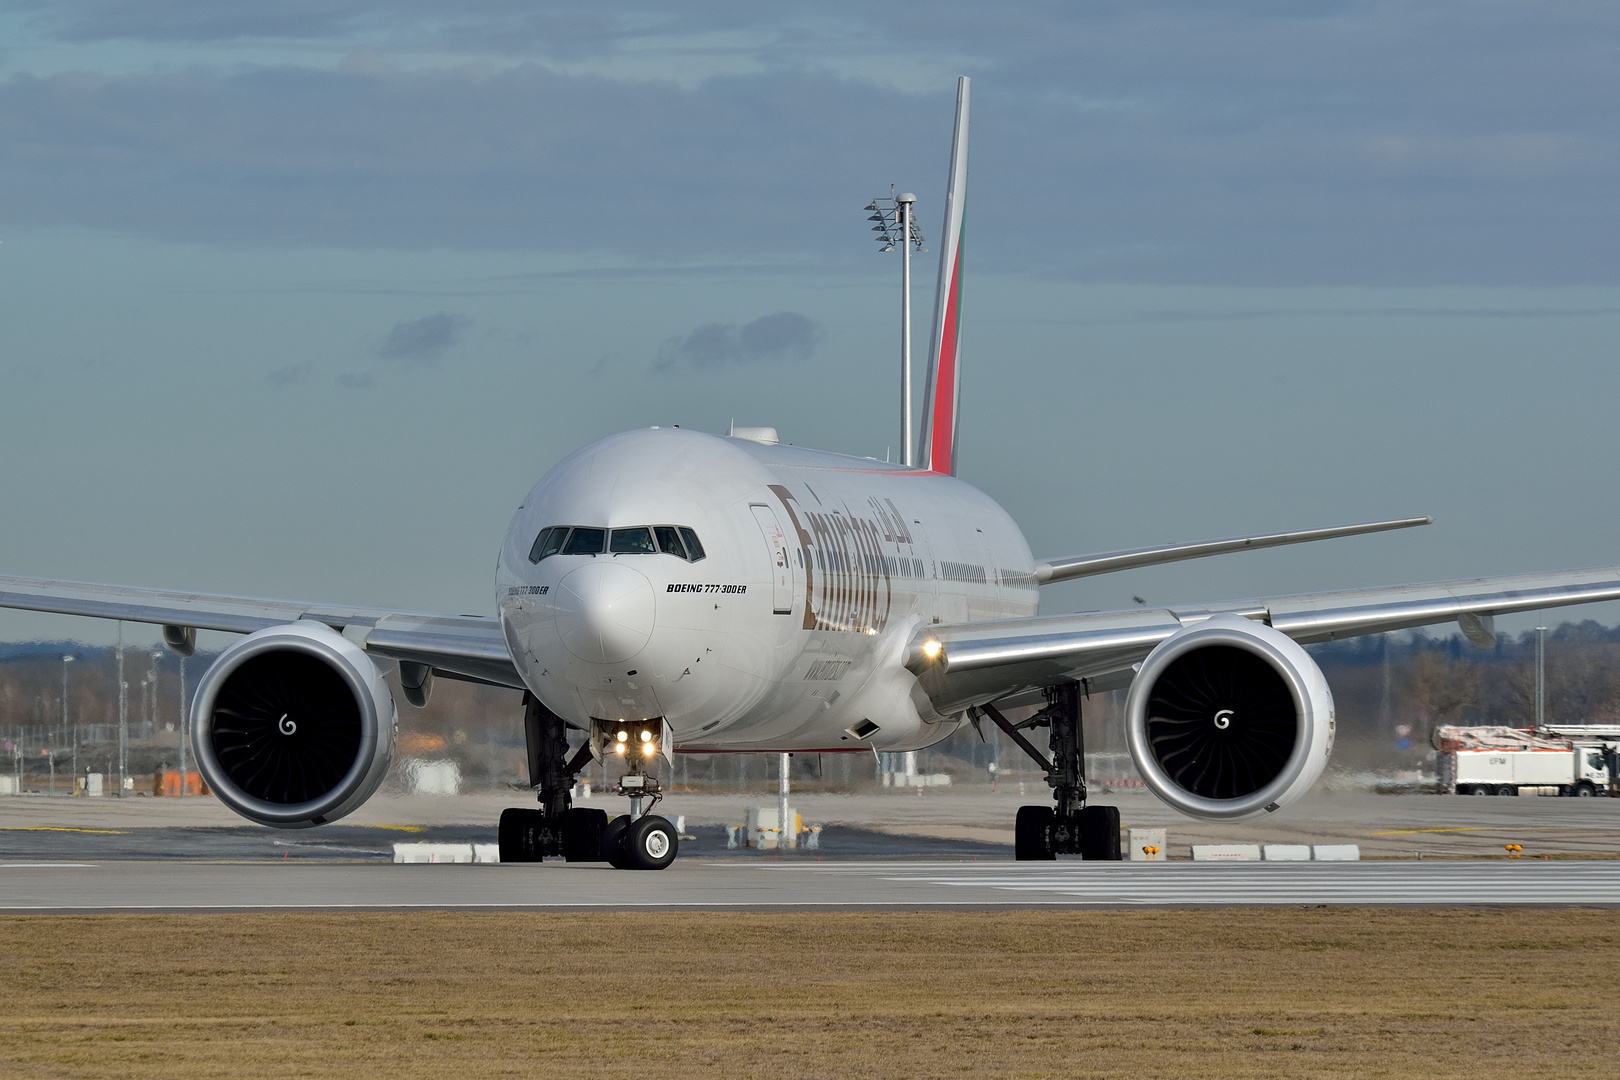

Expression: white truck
xmin=1433 ymin=725 xmax=1618 ymax=797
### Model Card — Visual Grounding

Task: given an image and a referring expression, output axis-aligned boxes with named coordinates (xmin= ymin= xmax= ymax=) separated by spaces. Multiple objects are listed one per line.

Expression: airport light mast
xmin=178 ymin=654 xmax=187 ymax=797
xmin=865 ymin=189 xmax=926 ymax=465
xmin=116 ymin=624 xmax=126 ymax=797
xmin=1536 ymin=625 xmax=1548 ymax=727
xmin=61 ymin=655 xmax=73 ymax=792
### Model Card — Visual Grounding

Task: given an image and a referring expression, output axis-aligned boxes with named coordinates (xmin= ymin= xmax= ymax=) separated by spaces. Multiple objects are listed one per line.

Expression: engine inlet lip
xmin=190 ymin=623 xmax=385 ymax=828
xmin=1125 ymin=616 xmax=1319 ymax=821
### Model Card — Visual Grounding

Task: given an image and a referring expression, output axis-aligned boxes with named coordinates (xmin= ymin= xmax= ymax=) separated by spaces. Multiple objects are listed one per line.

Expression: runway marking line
xmin=1373 ymin=835 xmax=1620 ymax=841
xmin=0 ymin=826 xmax=127 ymax=834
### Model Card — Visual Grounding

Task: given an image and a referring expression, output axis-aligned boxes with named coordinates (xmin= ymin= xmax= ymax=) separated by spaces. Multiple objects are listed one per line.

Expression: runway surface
xmin=3 ymin=858 xmax=1617 ymax=912
xmin=0 ymin=824 xmax=1002 ymax=862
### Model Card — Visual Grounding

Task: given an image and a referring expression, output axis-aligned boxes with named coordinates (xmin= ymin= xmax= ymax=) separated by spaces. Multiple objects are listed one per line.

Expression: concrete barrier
xmin=392 ymin=843 xmax=474 ymax=864
xmin=1312 ymin=844 xmax=1361 ymax=861
xmin=1191 ymin=844 xmax=1262 ymax=861
xmin=473 ymin=844 xmax=500 ymax=864
xmin=1262 ymin=844 xmax=1312 ymax=861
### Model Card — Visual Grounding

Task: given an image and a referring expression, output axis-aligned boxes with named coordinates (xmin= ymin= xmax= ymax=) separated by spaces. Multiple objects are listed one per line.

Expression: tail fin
xmin=918 ymin=76 xmax=969 ymax=475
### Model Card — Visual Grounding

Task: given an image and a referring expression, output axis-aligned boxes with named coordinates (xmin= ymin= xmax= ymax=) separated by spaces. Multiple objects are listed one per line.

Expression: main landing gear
xmin=498 ymin=695 xmax=679 ymax=870
xmin=978 ymin=680 xmax=1122 ymax=862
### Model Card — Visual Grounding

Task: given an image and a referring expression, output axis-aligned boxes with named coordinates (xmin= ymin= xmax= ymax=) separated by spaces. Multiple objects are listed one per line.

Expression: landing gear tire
xmin=498 ymin=807 xmax=545 ymax=863
xmin=562 ymin=807 xmax=608 ymax=861
xmin=1080 ymin=805 xmax=1122 ymax=861
xmin=604 ymin=815 xmax=631 ymax=869
xmin=624 ymin=814 xmax=679 ymax=871
xmin=1015 ymin=805 xmax=1056 ymax=861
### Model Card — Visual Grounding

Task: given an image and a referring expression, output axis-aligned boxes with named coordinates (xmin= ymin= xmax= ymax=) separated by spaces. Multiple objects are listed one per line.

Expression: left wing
xmin=0 ymin=575 xmax=521 ymax=689
xmin=906 ymin=565 xmax=1620 ymax=715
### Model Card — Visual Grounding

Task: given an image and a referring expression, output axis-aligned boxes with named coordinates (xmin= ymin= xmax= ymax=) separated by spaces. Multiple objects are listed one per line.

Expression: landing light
xmin=639 ymin=730 xmax=652 ymax=743
xmin=616 ymin=731 xmax=628 ymax=743
xmin=614 ymin=743 xmax=626 ymax=755
xmin=922 ymin=639 xmax=942 ymax=660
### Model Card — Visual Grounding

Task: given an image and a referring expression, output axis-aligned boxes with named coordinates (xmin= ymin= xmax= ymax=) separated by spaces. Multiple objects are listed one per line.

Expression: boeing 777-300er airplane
xmin=5 ymin=77 xmax=1620 ymax=869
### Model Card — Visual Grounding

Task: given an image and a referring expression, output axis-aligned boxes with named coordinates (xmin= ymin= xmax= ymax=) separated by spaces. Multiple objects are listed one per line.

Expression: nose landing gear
xmin=601 ymin=767 xmax=680 ymax=870
xmin=978 ymin=681 xmax=1122 ymax=862
xmin=498 ymin=695 xmax=679 ymax=869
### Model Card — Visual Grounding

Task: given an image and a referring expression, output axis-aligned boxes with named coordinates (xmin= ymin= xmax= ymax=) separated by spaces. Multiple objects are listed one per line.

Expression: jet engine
xmin=190 ymin=622 xmax=396 ymax=828
xmin=1125 ymin=615 xmax=1334 ymax=822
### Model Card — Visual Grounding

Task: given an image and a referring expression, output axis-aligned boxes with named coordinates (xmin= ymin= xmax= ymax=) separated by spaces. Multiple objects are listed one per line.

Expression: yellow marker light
xmin=921 ymin=639 xmax=942 ymax=660
xmin=640 ymin=730 xmax=652 ymax=743
xmin=616 ymin=731 xmax=628 ymax=743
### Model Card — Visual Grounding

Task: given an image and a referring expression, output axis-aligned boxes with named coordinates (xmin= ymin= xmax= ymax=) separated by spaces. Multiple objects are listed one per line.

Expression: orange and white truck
xmin=1433 ymin=725 xmax=1619 ymax=797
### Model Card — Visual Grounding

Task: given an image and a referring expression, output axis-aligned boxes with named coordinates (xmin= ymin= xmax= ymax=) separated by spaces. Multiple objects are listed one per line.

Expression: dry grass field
xmin=0 ymin=909 xmax=1616 ymax=1079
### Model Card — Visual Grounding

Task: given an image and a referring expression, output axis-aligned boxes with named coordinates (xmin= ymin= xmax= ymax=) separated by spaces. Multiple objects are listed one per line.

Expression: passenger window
xmin=528 ymin=527 xmax=555 ymax=564
xmin=563 ymin=527 xmax=606 ymax=555
xmin=610 ymin=527 xmax=657 ymax=554
xmin=679 ymin=527 xmax=706 ymax=562
xmin=654 ymin=526 xmax=687 ymax=559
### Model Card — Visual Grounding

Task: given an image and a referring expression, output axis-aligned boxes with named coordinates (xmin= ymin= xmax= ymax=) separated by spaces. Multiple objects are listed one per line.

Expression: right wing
xmin=1033 ymin=517 xmax=1431 ymax=584
xmin=0 ymin=575 xmax=522 ymax=689
xmin=907 ymin=565 xmax=1620 ymax=715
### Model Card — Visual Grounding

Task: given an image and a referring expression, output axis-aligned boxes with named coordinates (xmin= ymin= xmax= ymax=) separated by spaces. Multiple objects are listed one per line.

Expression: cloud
xmin=3 ymin=4 xmax=1620 ymax=283
xmin=377 ymin=312 xmax=471 ymax=364
xmin=265 ymin=360 xmax=313 ymax=387
xmin=335 ymin=371 xmax=375 ymax=389
xmin=655 ymin=311 xmax=822 ymax=371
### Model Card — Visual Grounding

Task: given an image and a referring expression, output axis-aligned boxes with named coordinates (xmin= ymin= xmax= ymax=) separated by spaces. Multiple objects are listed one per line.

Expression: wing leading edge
xmin=0 ymin=575 xmax=521 ymax=689
xmin=906 ymin=565 xmax=1620 ymax=716
xmin=1033 ymin=517 xmax=1431 ymax=584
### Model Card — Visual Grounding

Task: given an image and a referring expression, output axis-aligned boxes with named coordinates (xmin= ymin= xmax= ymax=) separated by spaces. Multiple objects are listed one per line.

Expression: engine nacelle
xmin=1125 ymin=615 xmax=1334 ymax=822
xmin=190 ymin=622 xmax=396 ymax=828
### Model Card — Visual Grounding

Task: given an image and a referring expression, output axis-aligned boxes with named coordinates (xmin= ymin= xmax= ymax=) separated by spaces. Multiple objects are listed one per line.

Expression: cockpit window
xmin=654 ymin=526 xmax=687 ymax=559
xmin=528 ymin=527 xmax=554 ymax=564
xmin=532 ymin=524 xmax=702 ymax=560
xmin=610 ymin=527 xmax=656 ymax=554
xmin=679 ymin=527 xmax=707 ymax=562
xmin=528 ymin=526 xmax=570 ymax=564
xmin=563 ymin=527 xmax=606 ymax=555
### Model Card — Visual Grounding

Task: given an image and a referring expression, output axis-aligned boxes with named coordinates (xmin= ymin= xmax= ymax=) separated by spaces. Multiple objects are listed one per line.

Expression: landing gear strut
xmin=498 ymin=693 xmax=605 ymax=863
xmin=979 ymin=680 xmax=1121 ymax=861
xmin=499 ymin=696 xmax=680 ymax=870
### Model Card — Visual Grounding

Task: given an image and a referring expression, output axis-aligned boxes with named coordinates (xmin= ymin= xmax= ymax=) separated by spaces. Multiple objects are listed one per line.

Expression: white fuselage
xmin=495 ymin=428 xmax=1037 ymax=752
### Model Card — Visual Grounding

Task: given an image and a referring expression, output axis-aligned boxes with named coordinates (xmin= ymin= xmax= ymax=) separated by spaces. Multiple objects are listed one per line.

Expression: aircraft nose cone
xmin=553 ymin=562 xmax=656 ymax=664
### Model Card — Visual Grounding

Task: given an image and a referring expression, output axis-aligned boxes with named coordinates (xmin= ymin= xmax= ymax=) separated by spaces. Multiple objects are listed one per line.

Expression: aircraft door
xmin=750 ymin=504 xmax=794 ymax=615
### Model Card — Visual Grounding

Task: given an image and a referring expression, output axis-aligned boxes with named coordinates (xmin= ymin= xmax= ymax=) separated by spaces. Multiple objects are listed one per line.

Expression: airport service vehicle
xmin=6 ymin=78 xmax=1620 ymax=868
xmin=1434 ymin=726 xmax=1619 ymax=796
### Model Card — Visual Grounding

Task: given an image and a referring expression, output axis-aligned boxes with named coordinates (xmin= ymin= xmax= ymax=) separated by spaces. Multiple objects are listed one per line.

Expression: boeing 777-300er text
xmin=5 ymin=78 xmax=1620 ymax=868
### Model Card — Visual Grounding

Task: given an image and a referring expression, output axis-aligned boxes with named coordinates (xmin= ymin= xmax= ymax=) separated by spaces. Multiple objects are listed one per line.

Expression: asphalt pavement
xmin=3 ymin=858 xmax=1616 ymax=911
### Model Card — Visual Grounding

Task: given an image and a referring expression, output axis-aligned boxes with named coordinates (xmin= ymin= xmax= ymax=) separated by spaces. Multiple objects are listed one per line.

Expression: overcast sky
xmin=2 ymin=1 xmax=1619 ymax=647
